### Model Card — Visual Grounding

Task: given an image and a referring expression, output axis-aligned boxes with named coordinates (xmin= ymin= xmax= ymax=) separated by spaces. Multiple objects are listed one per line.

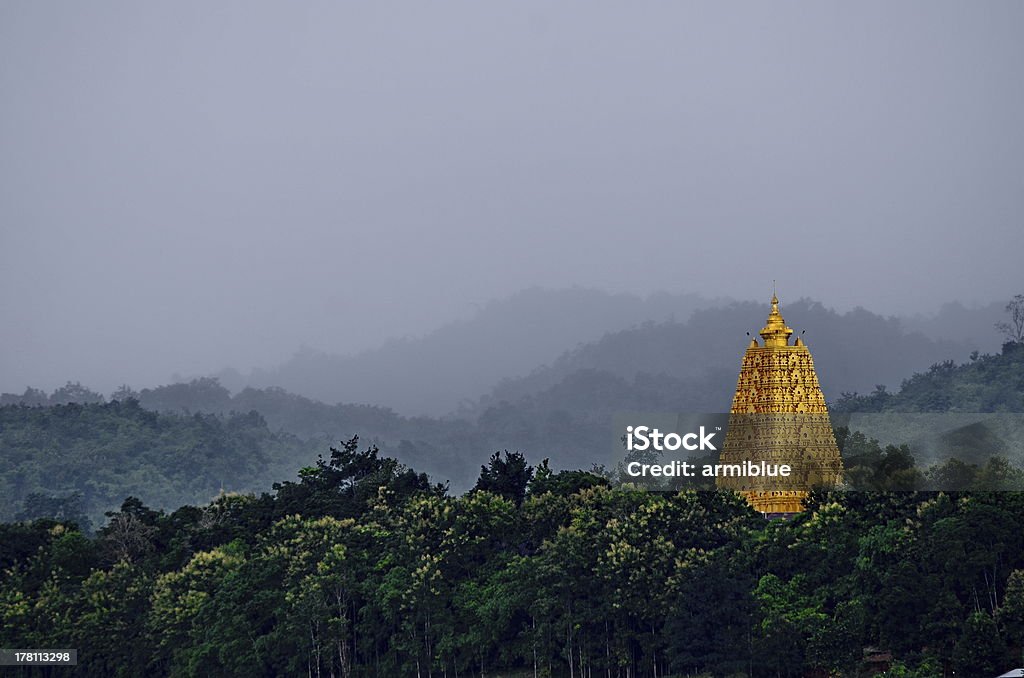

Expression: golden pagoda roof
xmin=758 ymin=293 xmax=794 ymax=348
xmin=718 ymin=290 xmax=845 ymax=514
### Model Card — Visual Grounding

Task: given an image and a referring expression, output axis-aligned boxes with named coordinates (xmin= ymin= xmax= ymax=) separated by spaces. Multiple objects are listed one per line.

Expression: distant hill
xmin=213 ymin=291 xmax=999 ymax=419
xmin=476 ymin=298 xmax=978 ymax=412
xmin=0 ymin=400 xmax=318 ymax=525
xmin=829 ymin=341 xmax=1024 ymax=470
xmin=832 ymin=340 xmax=1024 ymax=413
xmin=214 ymin=287 xmax=720 ymax=416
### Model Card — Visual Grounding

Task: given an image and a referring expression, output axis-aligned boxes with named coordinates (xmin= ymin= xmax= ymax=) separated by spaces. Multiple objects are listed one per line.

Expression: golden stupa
xmin=717 ymin=292 xmax=844 ymax=514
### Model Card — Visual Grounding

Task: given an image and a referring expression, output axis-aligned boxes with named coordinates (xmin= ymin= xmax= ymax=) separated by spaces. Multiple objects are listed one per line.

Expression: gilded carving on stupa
xmin=717 ymin=293 xmax=845 ymax=514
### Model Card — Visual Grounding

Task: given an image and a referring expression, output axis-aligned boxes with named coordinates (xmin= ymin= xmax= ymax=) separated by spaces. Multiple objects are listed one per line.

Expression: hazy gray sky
xmin=2 ymin=2 xmax=1023 ymax=394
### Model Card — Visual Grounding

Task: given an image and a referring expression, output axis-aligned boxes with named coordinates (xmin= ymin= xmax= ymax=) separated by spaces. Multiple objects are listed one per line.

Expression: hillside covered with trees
xmin=3 ymin=333 xmax=1022 ymax=524
xmin=0 ymin=400 xmax=318 ymax=528
xmin=832 ymin=341 xmax=1024 ymax=413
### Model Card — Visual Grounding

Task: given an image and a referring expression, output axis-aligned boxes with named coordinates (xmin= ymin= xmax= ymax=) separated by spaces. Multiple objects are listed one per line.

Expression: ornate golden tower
xmin=717 ymin=293 xmax=844 ymax=514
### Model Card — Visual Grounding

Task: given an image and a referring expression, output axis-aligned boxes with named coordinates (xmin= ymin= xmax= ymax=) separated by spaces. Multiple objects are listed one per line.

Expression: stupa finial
xmin=760 ymin=288 xmax=793 ymax=347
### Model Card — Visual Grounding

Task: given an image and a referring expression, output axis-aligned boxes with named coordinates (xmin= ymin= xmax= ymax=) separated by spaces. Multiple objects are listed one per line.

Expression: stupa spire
xmin=759 ymin=291 xmax=794 ymax=348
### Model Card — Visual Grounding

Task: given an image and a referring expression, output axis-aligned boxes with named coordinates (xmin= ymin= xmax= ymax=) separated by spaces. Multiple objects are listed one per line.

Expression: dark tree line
xmin=2 ymin=436 xmax=1024 ymax=677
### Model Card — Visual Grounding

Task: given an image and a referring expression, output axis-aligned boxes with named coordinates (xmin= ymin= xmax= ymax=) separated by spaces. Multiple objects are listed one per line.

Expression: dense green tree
xmin=999 ymin=569 xmax=1024 ymax=666
xmin=272 ymin=436 xmax=443 ymax=522
xmin=839 ymin=429 xmax=923 ymax=491
xmin=528 ymin=458 xmax=608 ymax=497
xmin=953 ymin=612 xmax=1008 ymax=678
xmin=473 ymin=450 xmax=533 ymax=506
xmin=49 ymin=381 xmax=105 ymax=405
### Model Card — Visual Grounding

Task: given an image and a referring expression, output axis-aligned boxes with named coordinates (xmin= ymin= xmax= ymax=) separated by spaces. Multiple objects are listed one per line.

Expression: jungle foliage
xmin=2 ymin=437 xmax=1024 ymax=677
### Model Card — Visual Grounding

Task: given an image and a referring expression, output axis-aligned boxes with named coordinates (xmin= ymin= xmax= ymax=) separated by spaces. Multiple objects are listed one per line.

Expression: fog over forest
xmin=5 ymin=6 xmax=1024 ymax=677
xmin=3 ymin=3 xmax=1023 ymax=402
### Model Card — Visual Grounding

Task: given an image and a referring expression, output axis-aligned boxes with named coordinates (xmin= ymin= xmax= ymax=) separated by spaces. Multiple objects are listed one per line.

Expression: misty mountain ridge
xmin=212 ymin=287 xmax=722 ymax=416
xmin=899 ymin=299 xmax=1007 ymax=349
xmin=5 ymin=291 xmax=1006 ymax=426
xmin=208 ymin=288 xmax=1003 ymax=418
xmin=472 ymin=297 xmax=990 ymax=413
